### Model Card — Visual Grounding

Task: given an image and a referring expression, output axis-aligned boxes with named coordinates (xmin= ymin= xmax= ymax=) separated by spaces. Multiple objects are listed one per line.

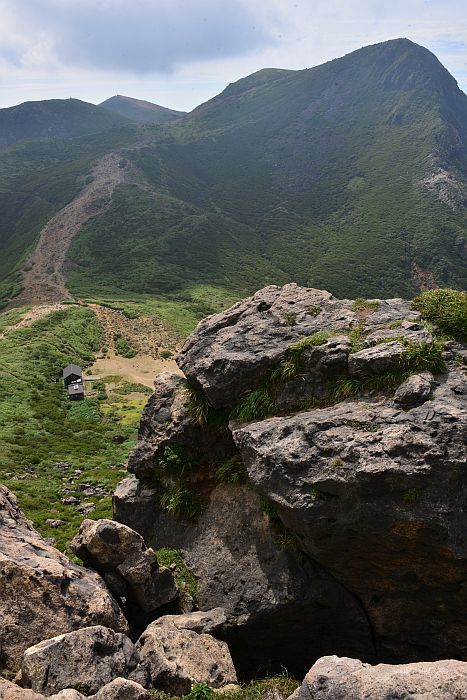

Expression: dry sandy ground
xmin=90 ymin=351 xmax=183 ymax=388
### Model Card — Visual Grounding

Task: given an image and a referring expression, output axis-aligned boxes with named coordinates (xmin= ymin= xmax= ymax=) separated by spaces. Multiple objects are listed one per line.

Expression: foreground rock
xmin=71 ymin=519 xmax=178 ymax=613
xmin=21 ymin=626 xmax=145 ymax=696
xmin=233 ymin=365 xmax=467 ymax=662
xmin=136 ymin=612 xmax=237 ymax=695
xmin=0 ymin=677 xmax=149 ymax=699
xmin=291 ymin=656 xmax=467 ymax=700
xmin=118 ymin=284 xmax=466 ymax=672
xmin=0 ymin=486 xmax=127 ymax=677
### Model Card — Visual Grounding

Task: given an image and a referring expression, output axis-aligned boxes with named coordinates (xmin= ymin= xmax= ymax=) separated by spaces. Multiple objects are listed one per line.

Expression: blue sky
xmin=0 ymin=0 xmax=466 ymax=110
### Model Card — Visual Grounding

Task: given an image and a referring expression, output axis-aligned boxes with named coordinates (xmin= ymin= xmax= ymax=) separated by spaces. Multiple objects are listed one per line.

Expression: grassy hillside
xmin=100 ymin=95 xmax=186 ymax=124
xmin=67 ymin=39 xmax=467 ymax=300
xmin=0 ymin=306 xmax=147 ymax=552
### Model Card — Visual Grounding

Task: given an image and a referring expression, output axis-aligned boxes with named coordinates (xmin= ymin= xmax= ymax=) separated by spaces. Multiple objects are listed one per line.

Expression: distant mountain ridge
xmin=0 ymin=38 xmax=466 ymax=309
xmin=0 ymin=98 xmax=132 ymax=150
xmin=100 ymin=95 xmax=186 ymax=124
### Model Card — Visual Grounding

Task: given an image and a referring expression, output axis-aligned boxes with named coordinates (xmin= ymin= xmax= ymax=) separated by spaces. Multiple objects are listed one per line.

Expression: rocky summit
xmin=1 ymin=284 xmax=466 ymax=699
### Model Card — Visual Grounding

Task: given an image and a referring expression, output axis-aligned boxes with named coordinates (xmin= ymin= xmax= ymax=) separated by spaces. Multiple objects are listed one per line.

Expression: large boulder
xmin=136 ymin=614 xmax=237 ymax=695
xmin=0 ymin=486 xmax=127 ymax=677
xmin=177 ymin=284 xmax=419 ymax=410
xmin=71 ymin=519 xmax=178 ymax=613
xmin=21 ymin=626 xmax=144 ymax=696
xmin=114 ymin=479 xmax=375 ymax=678
xmin=116 ymin=284 xmax=466 ymax=673
xmin=232 ymin=365 xmax=467 ymax=662
xmin=291 ymin=655 xmax=467 ymax=700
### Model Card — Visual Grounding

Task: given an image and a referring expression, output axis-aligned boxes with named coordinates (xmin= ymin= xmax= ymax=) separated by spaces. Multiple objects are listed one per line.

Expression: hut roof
xmin=63 ymin=363 xmax=83 ymax=379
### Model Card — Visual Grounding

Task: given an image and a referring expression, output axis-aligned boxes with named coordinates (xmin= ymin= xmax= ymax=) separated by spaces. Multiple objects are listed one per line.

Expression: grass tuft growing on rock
xmin=230 ymin=385 xmax=278 ymax=422
xmin=184 ymin=381 xmax=228 ymax=431
xmin=149 ymin=675 xmax=299 ymax=700
xmin=412 ymin=288 xmax=467 ymax=341
xmin=160 ymin=483 xmax=205 ymax=522
xmin=352 ymin=298 xmax=380 ymax=314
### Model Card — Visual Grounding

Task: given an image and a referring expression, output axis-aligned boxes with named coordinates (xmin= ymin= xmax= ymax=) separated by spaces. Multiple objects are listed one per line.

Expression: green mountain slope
xmin=1 ymin=38 xmax=466 ymax=308
xmin=67 ymin=39 xmax=467 ymax=300
xmin=100 ymin=95 xmax=186 ymax=124
xmin=0 ymin=98 xmax=132 ymax=150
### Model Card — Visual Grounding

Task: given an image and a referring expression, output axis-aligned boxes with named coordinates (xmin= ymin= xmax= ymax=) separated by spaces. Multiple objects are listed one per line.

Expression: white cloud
xmin=0 ymin=0 xmax=466 ymax=109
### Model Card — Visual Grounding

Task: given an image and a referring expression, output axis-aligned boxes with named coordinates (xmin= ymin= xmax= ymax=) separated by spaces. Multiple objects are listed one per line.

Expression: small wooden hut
xmin=63 ymin=363 xmax=85 ymax=400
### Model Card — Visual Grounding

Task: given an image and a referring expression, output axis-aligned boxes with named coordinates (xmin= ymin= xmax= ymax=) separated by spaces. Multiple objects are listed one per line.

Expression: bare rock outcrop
xmin=71 ymin=519 xmax=178 ymax=613
xmin=290 ymin=655 xmax=467 ymax=700
xmin=0 ymin=486 xmax=127 ymax=677
xmin=177 ymin=284 xmax=421 ymax=410
xmin=136 ymin=613 xmax=237 ymax=695
xmin=21 ymin=626 xmax=144 ymax=696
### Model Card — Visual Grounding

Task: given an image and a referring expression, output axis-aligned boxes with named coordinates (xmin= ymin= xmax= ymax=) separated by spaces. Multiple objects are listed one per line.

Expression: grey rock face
xmin=71 ymin=519 xmax=178 ymax=613
xmin=177 ymin=284 xmax=418 ymax=411
xmin=277 ymin=336 xmax=350 ymax=409
xmin=127 ymin=372 xmax=233 ymax=481
xmin=0 ymin=486 xmax=127 ymax=677
xmin=348 ymin=341 xmax=406 ymax=376
xmin=291 ymin=655 xmax=467 ymax=700
xmin=21 ymin=625 xmax=142 ymax=696
xmin=115 ymin=479 xmax=375 ymax=678
xmin=393 ymin=371 xmax=434 ymax=408
xmin=136 ymin=617 xmax=237 ymax=695
xmin=233 ymin=366 xmax=467 ymax=662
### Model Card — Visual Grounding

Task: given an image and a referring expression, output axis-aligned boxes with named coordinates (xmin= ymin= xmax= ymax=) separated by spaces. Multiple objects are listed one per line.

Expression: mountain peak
xmin=99 ymin=95 xmax=186 ymax=124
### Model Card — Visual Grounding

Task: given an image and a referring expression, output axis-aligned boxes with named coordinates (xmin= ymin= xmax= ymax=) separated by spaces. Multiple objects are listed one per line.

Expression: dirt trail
xmin=8 ymin=152 xmax=128 ymax=308
xmin=89 ymin=304 xmax=180 ymax=357
xmin=90 ymin=352 xmax=182 ymax=388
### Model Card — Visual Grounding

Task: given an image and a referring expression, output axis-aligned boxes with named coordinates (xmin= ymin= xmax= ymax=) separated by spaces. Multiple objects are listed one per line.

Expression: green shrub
xmin=185 ymin=683 xmax=214 ymax=700
xmin=412 ymin=288 xmax=467 ymax=341
xmin=159 ymin=349 xmax=173 ymax=359
xmin=158 ymin=445 xmax=193 ymax=478
xmin=114 ymin=333 xmax=137 ymax=358
xmin=402 ymin=488 xmax=418 ymax=503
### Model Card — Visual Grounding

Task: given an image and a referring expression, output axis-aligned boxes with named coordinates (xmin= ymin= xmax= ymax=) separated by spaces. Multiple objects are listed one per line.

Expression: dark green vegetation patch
xmin=0 ymin=307 xmax=146 ymax=551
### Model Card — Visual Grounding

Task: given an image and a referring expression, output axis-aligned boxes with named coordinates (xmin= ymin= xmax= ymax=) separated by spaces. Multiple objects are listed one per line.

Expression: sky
xmin=0 ymin=0 xmax=467 ymax=111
